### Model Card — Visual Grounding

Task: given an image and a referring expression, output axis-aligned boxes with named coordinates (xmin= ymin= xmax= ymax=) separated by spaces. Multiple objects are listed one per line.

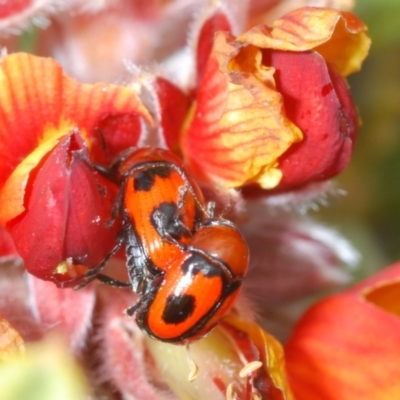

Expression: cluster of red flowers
xmin=0 ymin=1 xmax=398 ymax=400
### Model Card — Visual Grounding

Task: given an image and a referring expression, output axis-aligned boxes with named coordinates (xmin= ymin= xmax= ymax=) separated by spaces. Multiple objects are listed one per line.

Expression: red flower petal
xmin=141 ymin=76 xmax=191 ymax=150
xmin=268 ymin=49 xmax=358 ymax=190
xmin=196 ymin=10 xmax=232 ymax=83
xmin=285 ymin=262 xmax=400 ymax=400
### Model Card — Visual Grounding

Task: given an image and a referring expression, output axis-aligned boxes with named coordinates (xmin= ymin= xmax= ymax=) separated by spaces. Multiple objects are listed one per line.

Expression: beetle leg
xmin=125 ymin=275 xmax=164 ymax=316
xmin=73 ymin=238 xmax=124 ymax=290
xmin=95 ymin=273 xmax=132 ymax=288
xmin=105 ymin=180 xmax=126 ymax=227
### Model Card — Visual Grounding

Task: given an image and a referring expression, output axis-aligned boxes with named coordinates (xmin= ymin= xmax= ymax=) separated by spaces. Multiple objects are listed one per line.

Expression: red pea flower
xmin=181 ymin=7 xmax=370 ymax=193
xmin=0 ymin=53 xmax=152 ymax=286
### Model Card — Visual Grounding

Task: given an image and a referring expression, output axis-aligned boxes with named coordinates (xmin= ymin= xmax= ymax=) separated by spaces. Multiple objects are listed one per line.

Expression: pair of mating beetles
xmin=77 ymin=147 xmax=249 ymax=344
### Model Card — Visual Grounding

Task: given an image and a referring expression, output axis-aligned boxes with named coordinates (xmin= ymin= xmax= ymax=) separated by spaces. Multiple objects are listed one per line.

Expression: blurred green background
xmin=319 ymin=0 xmax=400 ymax=276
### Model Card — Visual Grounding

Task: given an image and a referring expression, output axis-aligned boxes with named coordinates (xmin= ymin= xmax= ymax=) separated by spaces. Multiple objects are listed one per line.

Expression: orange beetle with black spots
xmin=132 ymin=218 xmax=249 ymax=343
xmin=113 ymin=147 xmax=208 ymax=293
xmin=79 ymin=147 xmax=208 ymax=292
xmin=77 ymin=147 xmax=249 ymax=343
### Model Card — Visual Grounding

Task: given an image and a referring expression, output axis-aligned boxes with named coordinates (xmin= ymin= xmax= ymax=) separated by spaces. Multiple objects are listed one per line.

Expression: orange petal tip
xmin=236 ymin=7 xmax=370 ymax=77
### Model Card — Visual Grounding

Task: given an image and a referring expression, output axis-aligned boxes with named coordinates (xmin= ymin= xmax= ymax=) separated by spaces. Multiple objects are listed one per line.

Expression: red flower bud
xmin=7 ymin=131 xmax=120 ymax=287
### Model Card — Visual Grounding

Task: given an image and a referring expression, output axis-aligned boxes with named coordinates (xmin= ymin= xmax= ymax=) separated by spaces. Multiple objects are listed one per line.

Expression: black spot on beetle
xmin=181 ymin=253 xmax=223 ymax=278
xmin=151 ymin=202 xmax=192 ymax=240
xmin=162 ymin=294 xmax=196 ymax=324
xmin=133 ymin=166 xmax=171 ymax=191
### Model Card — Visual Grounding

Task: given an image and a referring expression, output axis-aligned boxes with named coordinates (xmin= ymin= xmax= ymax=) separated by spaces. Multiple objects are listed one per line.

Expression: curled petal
xmin=237 ymin=7 xmax=371 ymax=76
xmin=181 ymin=31 xmax=302 ymax=189
xmin=285 ymin=262 xmax=400 ymax=400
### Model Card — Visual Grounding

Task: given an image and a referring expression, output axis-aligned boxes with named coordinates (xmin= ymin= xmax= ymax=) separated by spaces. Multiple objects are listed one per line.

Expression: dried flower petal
xmin=233 ymin=7 xmax=369 ymax=191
